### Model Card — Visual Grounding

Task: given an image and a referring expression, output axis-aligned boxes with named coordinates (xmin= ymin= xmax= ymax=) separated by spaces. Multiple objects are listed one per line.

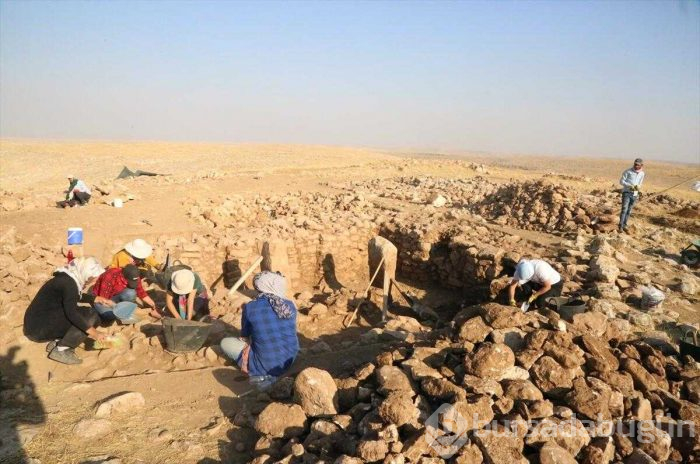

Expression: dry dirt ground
xmin=0 ymin=140 xmax=698 ymax=464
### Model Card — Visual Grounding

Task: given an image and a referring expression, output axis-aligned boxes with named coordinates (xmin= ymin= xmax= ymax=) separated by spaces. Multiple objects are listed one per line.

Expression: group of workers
xmin=22 ymin=238 xmax=299 ymax=388
xmin=27 ymin=158 xmax=645 ymax=386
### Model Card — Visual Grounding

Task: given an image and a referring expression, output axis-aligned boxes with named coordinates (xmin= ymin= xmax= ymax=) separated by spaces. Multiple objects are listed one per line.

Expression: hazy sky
xmin=1 ymin=0 xmax=699 ymax=162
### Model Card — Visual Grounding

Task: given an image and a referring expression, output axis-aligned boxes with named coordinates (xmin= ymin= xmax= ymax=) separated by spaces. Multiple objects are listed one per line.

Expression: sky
xmin=1 ymin=0 xmax=699 ymax=162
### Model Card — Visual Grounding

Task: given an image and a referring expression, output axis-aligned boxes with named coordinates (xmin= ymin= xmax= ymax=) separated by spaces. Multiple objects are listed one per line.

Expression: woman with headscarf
xmin=24 ymin=257 xmax=111 ymax=365
xmin=220 ymin=271 xmax=299 ymax=389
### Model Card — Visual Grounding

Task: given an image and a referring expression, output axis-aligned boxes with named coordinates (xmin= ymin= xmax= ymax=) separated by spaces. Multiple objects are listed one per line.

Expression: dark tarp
xmin=116 ymin=166 xmax=167 ymax=179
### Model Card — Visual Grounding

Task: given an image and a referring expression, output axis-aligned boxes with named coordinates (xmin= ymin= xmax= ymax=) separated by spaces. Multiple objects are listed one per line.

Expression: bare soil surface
xmin=0 ymin=140 xmax=698 ymax=463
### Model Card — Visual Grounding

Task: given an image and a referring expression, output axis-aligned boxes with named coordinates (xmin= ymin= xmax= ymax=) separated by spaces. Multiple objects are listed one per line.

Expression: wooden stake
xmin=227 ymin=256 xmax=263 ymax=296
xmin=343 ymin=256 xmax=385 ymax=328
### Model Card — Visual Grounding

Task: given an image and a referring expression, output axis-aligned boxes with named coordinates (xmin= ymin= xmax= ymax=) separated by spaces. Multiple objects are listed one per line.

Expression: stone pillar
xmin=368 ymin=236 xmax=398 ymax=321
xmin=262 ymin=239 xmax=295 ymax=294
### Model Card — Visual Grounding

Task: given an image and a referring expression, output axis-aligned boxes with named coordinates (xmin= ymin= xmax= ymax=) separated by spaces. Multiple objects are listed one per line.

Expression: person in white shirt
xmin=60 ymin=175 xmax=92 ymax=208
xmin=507 ymin=258 xmax=563 ymax=310
xmin=618 ymin=158 xmax=645 ymax=233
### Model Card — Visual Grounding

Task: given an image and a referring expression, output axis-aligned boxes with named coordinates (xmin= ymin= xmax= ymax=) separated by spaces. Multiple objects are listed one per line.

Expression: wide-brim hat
xmin=124 ymin=239 xmax=153 ymax=260
xmin=171 ymin=269 xmax=195 ymax=295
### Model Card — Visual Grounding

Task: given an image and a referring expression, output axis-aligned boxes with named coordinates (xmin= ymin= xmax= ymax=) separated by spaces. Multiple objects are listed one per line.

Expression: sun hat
xmin=122 ymin=264 xmax=140 ymax=289
xmin=513 ymin=260 xmax=535 ymax=285
xmin=171 ymin=269 xmax=195 ymax=295
xmin=124 ymin=239 xmax=153 ymax=260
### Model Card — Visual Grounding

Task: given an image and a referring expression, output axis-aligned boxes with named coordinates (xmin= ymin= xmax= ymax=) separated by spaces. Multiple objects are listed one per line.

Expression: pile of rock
xmin=239 ymin=303 xmax=699 ymax=463
xmin=0 ymin=227 xmax=63 ymax=342
xmin=472 ymin=180 xmax=600 ymax=233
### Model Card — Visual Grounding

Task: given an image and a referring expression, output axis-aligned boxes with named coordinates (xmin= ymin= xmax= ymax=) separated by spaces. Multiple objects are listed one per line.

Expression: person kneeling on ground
xmin=110 ymin=238 xmax=166 ymax=279
xmin=507 ymin=258 xmax=563 ymax=310
xmin=220 ymin=271 xmax=299 ymax=390
xmin=92 ymin=264 xmax=160 ymax=324
xmin=59 ymin=175 xmax=92 ymax=208
xmin=23 ymin=257 xmax=109 ymax=365
xmin=165 ymin=269 xmax=210 ymax=321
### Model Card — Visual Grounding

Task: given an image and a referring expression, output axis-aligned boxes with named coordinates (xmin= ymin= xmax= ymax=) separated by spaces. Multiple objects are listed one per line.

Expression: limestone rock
xmin=294 ymin=368 xmax=339 ymax=416
xmin=463 ymin=343 xmax=515 ymax=380
xmin=73 ymin=419 xmax=112 ymax=438
xmin=539 ymin=442 xmax=577 ymax=464
xmin=255 ymin=402 xmax=307 ymax=438
xmin=457 ymin=316 xmax=491 ymax=343
xmin=564 ymin=377 xmax=611 ymax=420
xmin=376 ymin=365 xmax=414 ymax=394
xmin=377 ymin=391 xmax=419 ymax=426
xmin=95 ymin=392 xmax=145 ymax=418
xmin=530 ymin=356 xmax=576 ymax=394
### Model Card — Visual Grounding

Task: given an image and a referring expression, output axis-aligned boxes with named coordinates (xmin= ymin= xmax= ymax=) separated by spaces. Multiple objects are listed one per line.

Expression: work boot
xmin=48 ymin=347 xmax=82 ymax=365
xmin=623 ymin=227 xmax=630 ymax=234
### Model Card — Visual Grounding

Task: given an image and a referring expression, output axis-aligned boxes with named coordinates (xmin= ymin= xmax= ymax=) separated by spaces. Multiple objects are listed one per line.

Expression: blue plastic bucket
xmin=67 ymin=227 xmax=83 ymax=245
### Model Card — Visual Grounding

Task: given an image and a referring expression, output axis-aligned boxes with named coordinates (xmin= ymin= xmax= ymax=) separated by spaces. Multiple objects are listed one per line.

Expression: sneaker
xmin=45 ymin=340 xmax=58 ymax=352
xmin=623 ymin=227 xmax=629 ymax=234
xmin=48 ymin=347 xmax=82 ymax=365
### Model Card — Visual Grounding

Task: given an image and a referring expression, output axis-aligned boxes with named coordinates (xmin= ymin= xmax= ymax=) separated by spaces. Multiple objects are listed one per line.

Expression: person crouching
xmin=507 ymin=258 xmax=563 ymax=311
xmin=220 ymin=271 xmax=299 ymax=390
xmin=92 ymin=264 xmax=160 ymax=324
xmin=23 ymin=257 xmax=109 ymax=365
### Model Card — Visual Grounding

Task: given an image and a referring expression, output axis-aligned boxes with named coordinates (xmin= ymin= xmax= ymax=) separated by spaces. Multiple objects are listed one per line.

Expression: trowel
xmin=520 ymin=301 xmax=530 ymax=312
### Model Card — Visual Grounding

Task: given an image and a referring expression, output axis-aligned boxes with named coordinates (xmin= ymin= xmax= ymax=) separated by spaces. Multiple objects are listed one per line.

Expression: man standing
xmin=618 ymin=158 xmax=645 ymax=233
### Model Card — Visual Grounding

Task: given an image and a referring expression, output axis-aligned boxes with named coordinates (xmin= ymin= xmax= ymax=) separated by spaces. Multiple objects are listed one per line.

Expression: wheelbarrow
xmin=679 ymin=326 xmax=700 ymax=361
xmin=680 ymin=239 xmax=700 ymax=268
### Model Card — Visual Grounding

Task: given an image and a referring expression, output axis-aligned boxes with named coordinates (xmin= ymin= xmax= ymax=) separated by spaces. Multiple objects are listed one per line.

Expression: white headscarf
xmin=55 ymin=257 xmax=104 ymax=294
xmin=253 ymin=271 xmax=292 ymax=319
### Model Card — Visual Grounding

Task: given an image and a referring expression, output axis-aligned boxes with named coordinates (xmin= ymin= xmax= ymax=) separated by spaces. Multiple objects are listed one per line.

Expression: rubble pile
xmin=236 ymin=303 xmax=700 ymax=464
xmin=0 ymin=227 xmax=64 ymax=343
xmin=472 ymin=180 xmax=603 ymax=233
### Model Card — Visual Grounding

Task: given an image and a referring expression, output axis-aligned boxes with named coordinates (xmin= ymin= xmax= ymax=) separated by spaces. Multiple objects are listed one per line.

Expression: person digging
xmin=508 ymin=258 xmax=563 ymax=311
xmin=92 ymin=264 xmax=161 ymax=323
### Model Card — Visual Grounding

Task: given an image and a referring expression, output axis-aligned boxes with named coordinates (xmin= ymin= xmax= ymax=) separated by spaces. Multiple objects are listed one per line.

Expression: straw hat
xmin=171 ymin=269 xmax=195 ymax=295
xmin=124 ymin=239 xmax=153 ymax=259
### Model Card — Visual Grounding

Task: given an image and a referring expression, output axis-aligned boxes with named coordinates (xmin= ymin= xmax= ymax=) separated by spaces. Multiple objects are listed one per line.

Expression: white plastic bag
xmin=641 ymin=286 xmax=665 ymax=309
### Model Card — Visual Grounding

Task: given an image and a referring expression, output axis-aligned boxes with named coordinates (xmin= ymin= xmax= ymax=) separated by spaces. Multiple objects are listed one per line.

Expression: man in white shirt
xmin=507 ymin=259 xmax=563 ymax=310
xmin=618 ymin=158 xmax=645 ymax=233
xmin=61 ymin=175 xmax=92 ymax=208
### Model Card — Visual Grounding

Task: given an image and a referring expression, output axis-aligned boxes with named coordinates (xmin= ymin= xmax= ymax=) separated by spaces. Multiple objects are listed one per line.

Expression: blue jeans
xmin=619 ymin=191 xmax=638 ymax=229
xmin=220 ymin=337 xmax=277 ymax=391
xmin=94 ymin=288 xmax=138 ymax=323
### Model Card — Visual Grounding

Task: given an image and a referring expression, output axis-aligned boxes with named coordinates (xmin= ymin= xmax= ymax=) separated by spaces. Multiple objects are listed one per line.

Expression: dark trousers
xmin=521 ymin=280 xmax=564 ymax=309
xmin=60 ymin=192 xmax=91 ymax=208
xmin=619 ymin=191 xmax=637 ymax=229
xmin=25 ymin=307 xmax=100 ymax=348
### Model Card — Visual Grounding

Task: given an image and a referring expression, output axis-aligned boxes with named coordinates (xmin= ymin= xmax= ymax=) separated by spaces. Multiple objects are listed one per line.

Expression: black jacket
xmin=24 ymin=272 xmax=97 ymax=338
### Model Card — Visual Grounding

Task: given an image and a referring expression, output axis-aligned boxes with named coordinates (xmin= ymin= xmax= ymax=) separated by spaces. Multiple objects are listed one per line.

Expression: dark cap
xmin=122 ymin=264 xmax=140 ymax=289
xmin=634 ymin=158 xmax=643 ymax=165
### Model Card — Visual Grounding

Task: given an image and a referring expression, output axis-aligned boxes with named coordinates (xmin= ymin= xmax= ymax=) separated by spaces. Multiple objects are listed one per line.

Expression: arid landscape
xmin=0 ymin=140 xmax=699 ymax=464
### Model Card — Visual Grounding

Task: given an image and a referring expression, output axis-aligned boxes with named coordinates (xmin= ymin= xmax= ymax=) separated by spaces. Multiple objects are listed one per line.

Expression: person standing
xmin=23 ymin=257 xmax=109 ymax=365
xmin=618 ymin=158 xmax=645 ymax=233
xmin=507 ymin=258 xmax=563 ymax=310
